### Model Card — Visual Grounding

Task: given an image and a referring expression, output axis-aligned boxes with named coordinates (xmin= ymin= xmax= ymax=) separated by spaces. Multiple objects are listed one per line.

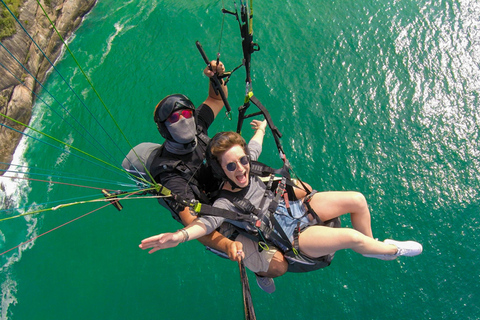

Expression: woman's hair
xmin=209 ymin=131 xmax=247 ymax=161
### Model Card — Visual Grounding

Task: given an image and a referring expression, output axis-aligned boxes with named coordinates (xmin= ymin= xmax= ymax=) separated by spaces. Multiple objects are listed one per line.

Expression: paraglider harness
xmin=120 ymin=137 xmax=339 ymax=272
xmin=122 ymin=123 xmax=219 ymax=224
xmin=150 ymin=127 xmax=219 ymax=222
xmin=188 ymin=159 xmax=341 ymax=273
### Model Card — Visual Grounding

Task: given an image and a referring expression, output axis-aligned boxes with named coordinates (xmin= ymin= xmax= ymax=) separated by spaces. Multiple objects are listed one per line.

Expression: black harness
xmin=188 ymin=161 xmax=341 ymax=272
xmin=149 ymin=126 xmax=218 ymax=222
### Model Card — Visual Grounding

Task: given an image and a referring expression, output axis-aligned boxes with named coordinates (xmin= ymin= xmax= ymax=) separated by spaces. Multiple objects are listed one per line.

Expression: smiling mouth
xmin=236 ymin=171 xmax=248 ymax=184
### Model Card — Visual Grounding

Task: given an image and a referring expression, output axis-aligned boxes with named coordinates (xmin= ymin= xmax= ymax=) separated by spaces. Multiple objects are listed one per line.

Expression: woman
xmin=140 ymin=121 xmax=422 ymax=264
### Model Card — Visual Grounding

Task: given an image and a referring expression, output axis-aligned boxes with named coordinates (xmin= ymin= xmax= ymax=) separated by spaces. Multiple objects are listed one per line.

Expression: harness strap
xmin=268 ymin=212 xmax=294 ymax=252
xmin=283 ymin=192 xmax=294 ymax=218
xmin=189 ymin=184 xmax=211 ymax=204
xmin=292 ymin=222 xmax=301 ymax=253
xmin=232 ymin=198 xmax=261 ymax=217
xmin=250 ymin=161 xmax=289 ymax=178
xmin=257 ymin=174 xmax=274 ymax=221
xmin=149 ymin=125 xmax=213 ymax=203
xmin=262 ymin=176 xmax=297 ymax=252
xmin=258 ymin=221 xmax=293 ymax=253
xmin=267 ymin=177 xmax=287 ymax=215
xmin=303 ymin=190 xmax=323 ymax=224
xmin=174 ymin=194 xmax=259 ymax=225
xmin=196 ymin=127 xmax=210 ymax=146
xmin=214 ymin=183 xmax=295 ymax=253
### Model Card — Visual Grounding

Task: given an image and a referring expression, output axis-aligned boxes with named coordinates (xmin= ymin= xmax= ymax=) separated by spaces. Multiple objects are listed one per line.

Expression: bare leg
xmin=307 ymin=191 xmax=374 ymax=238
xmin=292 ymin=179 xmax=312 ymax=199
xmin=298 ymin=225 xmax=396 ymax=258
xmin=257 ymin=251 xmax=288 ymax=278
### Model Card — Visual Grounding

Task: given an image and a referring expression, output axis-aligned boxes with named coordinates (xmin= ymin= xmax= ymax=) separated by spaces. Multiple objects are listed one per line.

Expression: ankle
xmin=389 ymin=244 xmax=398 ymax=255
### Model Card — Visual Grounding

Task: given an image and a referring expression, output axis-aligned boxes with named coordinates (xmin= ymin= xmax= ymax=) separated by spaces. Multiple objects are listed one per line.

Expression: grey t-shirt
xmin=198 ymin=140 xmax=275 ymax=234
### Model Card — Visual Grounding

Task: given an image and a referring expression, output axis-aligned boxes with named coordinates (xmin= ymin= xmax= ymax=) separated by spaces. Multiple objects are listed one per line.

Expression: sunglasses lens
xmin=225 ymin=156 xmax=249 ymax=172
xmin=168 ymin=113 xmax=180 ymax=123
xmin=239 ymin=156 xmax=249 ymax=166
xmin=181 ymin=110 xmax=193 ymax=119
xmin=168 ymin=109 xmax=193 ymax=123
xmin=226 ymin=162 xmax=236 ymax=172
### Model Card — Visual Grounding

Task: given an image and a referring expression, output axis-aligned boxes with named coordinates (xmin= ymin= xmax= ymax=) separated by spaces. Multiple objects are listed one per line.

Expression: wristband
xmin=179 ymin=229 xmax=189 ymax=243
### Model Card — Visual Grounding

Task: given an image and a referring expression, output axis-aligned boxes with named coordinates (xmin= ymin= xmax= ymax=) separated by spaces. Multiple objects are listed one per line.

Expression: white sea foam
xmin=54 ymin=133 xmax=74 ymax=168
xmin=99 ymin=22 xmax=124 ymax=66
xmin=98 ymin=0 xmax=159 ymax=66
xmin=0 ymin=114 xmax=41 ymax=320
xmin=0 ymin=135 xmax=29 ymax=197
xmin=1 ymin=274 xmax=18 ymax=320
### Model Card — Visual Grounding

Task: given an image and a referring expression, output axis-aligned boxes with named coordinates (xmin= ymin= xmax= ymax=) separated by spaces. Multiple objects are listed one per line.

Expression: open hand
xmin=139 ymin=232 xmax=182 ymax=254
xmin=250 ymin=119 xmax=267 ymax=132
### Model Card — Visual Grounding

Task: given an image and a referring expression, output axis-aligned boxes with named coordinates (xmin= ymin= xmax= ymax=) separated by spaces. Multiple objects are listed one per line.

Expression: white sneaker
xmin=385 ymin=239 xmax=423 ymax=257
xmin=255 ymin=275 xmax=275 ymax=293
xmin=363 ymin=239 xmax=423 ymax=261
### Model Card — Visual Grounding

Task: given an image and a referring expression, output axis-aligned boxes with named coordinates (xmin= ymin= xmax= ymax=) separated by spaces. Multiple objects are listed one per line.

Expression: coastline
xmin=0 ymin=0 xmax=97 ymax=174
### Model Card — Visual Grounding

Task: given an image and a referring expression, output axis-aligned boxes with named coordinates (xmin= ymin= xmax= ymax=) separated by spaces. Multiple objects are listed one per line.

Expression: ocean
xmin=1 ymin=0 xmax=479 ymax=319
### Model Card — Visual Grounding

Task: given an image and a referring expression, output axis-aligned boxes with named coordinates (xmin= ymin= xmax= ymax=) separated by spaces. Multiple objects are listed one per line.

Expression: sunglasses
xmin=225 ymin=155 xmax=249 ymax=172
xmin=167 ymin=109 xmax=193 ymax=124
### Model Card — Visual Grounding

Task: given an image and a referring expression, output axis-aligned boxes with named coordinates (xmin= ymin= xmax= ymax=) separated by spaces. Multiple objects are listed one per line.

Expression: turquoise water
xmin=1 ymin=0 xmax=480 ymax=318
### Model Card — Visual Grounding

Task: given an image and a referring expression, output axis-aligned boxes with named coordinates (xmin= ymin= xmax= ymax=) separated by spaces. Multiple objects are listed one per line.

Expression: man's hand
xmin=204 ymin=60 xmax=225 ymax=78
xmin=227 ymin=240 xmax=244 ymax=262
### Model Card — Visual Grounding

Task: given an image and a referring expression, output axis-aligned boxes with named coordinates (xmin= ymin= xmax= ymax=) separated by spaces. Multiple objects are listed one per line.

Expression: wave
xmin=98 ymin=0 xmax=159 ymax=66
xmin=1 ymin=274 xmax=18 ymax=320
xmin=99 ymin=22 xmax=123 ymax=66
xmin=0 ymin=121 xmax=40 ymax=320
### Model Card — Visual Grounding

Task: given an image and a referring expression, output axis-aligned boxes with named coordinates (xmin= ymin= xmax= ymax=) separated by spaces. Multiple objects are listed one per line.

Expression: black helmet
xmin=153 ymin=94 xmax=196 ymax=141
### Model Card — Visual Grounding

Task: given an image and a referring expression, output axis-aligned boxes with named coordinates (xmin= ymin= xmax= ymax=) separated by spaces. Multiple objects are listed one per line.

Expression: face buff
xmin=164 ymin=116 xmax=197 ymax=155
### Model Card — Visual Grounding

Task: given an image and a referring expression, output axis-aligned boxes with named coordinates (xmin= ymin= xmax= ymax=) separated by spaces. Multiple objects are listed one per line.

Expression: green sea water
xmin=1 ymin=0 xmax=480 ymax=319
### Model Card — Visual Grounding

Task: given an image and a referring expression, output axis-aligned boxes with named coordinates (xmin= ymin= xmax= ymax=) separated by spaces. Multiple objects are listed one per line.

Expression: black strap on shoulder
xmin=151 ymin=156 xmax=203 ymax=192
xmin=231 ymin=198 xmax=261 ymax=217
xmin=250 ymin=160 xmax=291 ymax=179
xmin=149 ymin=128 xmax=211 ymax=203
xmin=257 ymin=174 xmax=274 ymax=221
xmin=196 ymin=124 xmax=211 ymax=147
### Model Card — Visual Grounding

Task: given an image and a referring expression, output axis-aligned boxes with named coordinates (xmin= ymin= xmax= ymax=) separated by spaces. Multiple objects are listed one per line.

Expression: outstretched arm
xmin=178 ymin=207 xmax=244 ymax=261
xmin=139 ymin=207 xmax=244 ymax=261
xmin=250 ymin=119 xmax=267 ymax=146
xmin=139 ymin=220 xmax=207 ymax=254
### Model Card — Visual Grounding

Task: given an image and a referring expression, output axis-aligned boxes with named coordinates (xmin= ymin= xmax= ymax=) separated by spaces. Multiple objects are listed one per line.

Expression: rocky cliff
xmin=0 ymin=0 xmax=96 ymax=173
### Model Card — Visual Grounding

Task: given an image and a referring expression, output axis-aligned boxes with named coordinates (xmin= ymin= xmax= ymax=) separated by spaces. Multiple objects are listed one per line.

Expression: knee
xmin=351 ymin=192 xmax=368 ymax=211
xmin=346 ymin=229 xmax=366 ymax=247
xmin=264 ymin=252 xmax=288 ymax=278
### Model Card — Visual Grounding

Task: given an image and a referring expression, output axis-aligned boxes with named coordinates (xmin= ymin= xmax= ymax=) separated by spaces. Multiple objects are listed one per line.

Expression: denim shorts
xmin=274 ymin=199 xmax=311 ymax=243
